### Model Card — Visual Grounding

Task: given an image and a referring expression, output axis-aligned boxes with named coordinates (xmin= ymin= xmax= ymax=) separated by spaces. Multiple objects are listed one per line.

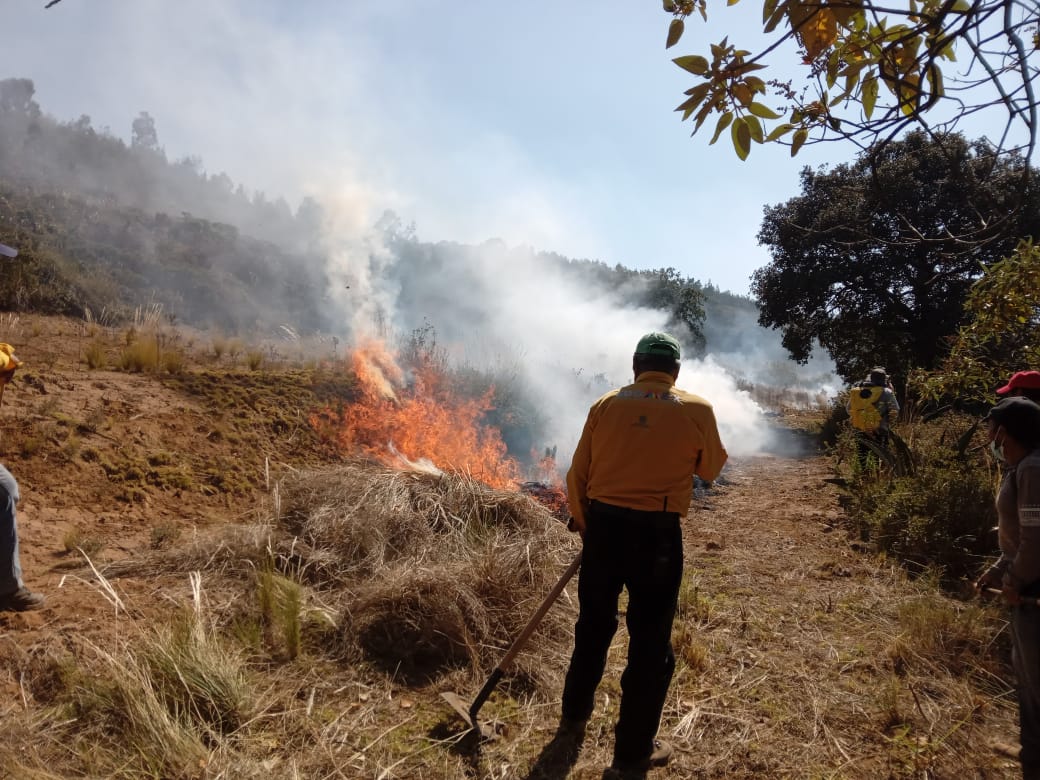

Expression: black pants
xmin=561 ymin=502 xmax=683 ymax=766
xmin=1012 ymin=604 xmax=1040 ymax=779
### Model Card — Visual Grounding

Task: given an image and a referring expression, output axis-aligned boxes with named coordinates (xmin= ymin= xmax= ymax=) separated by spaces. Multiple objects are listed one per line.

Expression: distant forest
xmin=0 ymin=77 xmax=758 ymax=351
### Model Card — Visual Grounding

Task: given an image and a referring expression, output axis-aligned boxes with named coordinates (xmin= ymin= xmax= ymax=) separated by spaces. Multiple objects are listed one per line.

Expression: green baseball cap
xmin=634 ymin=332 xmax=681 ymax=360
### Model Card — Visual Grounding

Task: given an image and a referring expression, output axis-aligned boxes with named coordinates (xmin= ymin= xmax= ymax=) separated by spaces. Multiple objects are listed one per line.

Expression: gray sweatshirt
xmin=998 ymin=449 xmax=1040 ymax=591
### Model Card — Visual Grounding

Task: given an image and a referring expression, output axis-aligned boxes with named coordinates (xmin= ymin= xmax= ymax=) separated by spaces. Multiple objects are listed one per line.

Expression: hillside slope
xmin=0 ymin=315 xmax=1019 ymax=779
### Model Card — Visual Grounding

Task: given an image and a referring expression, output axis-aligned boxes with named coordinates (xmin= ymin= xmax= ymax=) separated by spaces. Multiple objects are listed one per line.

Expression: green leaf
xmin=744 ymin=114 xmax=765 ymax=143
xmin=925 ymin=63 xmax=945 ymax=99
xmin=731 ymin=116 xmax=752 ymax=160
xmin=709 ymin=111 xmax=734 ymax=144
xmin=791 ymin=127 xmax=808 ymax=156
xmin=842 ymin=69 xmax=860 ymax=96
xmin=663 ymin=0 xmax=677 ymax=10
xmin=748 ymin=102 xmax=782 ymax=119
xmin=727 ymin=0 xmax=741 ymax=6
xmin=765 ymin=123 xmax=795 ymax=141
xmin=693 ymin=98 xmax=717 ymax=131
xmin=745 ymin=75 xmax=766 ymax=92
xmin=862 ymin=74 xmax=878 ymax=117
xmin=762 ymin=0 xmax=780 ymax=24
xmin=673 ymin=55 xmax=710 ymax=75
xmin=764 ymin=3 xmax=787 ymax=33
xmin=675 ymin=83 xmax=711 ymax=118
xmin=666 ymin=18 xmax=685 ymax=48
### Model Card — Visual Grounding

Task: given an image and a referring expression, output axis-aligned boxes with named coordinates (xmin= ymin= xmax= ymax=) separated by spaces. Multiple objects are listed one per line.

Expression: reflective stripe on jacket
xmin=566 ymin=370 xmax=728 ymax=528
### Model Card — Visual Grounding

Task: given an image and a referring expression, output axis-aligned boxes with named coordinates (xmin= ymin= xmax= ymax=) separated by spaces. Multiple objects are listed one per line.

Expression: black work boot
xmin=0 ymin=587 xmax=45 ymax=612
xmin=604 ymin=739 xmax=673 ymax=779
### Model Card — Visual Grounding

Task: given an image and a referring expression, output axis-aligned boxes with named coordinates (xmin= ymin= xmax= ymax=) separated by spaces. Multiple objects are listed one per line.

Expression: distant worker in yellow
xmin=0 ymin=343 xmax=45 ymax=611
xmin=560 ymin=332 xmax=727 ymax=779
xmin=847 ymin=367 xmax=900 ymax=448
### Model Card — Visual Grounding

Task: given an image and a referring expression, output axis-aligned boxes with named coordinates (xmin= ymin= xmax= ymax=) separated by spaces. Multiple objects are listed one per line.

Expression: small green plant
xmin=246 ymin=350 xmax=264 ymax=371
xmin=676 ymin=577 xmax=712 ymax=624
xmin=83 ymin=339 xmax=107 ymax=370
xmin=876 ymin=674 xmax=907 ymax=731
xmin=257 ymin=566 xmax=303 ymax=660
xmin=142 ymin=610 xmax=253 ymax=735
xmin=212 ymin=335 xmax=227 ymax=360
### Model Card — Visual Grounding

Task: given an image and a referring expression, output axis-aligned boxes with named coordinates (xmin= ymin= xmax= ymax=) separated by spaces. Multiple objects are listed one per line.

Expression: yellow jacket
xmin=0 ymin=343 xmax=20 ymax=374
xmin=566 ymin=370 xmax=728 ymax=528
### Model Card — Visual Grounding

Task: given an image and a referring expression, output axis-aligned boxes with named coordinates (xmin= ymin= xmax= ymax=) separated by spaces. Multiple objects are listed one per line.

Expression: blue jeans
xmin=1013 ymin=604 xmax=1040 ymax=779
xmin=0 ymin=464 xmax=24 ymax=595
xmin=561 ymin=503 xmax=683 ymax=767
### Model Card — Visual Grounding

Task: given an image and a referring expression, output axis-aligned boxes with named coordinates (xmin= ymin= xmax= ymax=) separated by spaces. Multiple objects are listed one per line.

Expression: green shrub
xmin=842 ymin=415 xmax=998 ymax=583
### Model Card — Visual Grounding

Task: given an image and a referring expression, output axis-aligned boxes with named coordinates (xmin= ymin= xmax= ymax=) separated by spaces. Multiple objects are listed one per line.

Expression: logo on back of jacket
xmin=617 ymin=388 xmax=681 ymax=429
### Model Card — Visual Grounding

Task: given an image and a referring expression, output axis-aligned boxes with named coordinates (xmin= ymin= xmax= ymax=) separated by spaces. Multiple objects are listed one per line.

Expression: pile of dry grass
xmin=281 ymin=461 xmax=579 ymax=687
xmin=109 ymin=460 xmax=581 ymax=690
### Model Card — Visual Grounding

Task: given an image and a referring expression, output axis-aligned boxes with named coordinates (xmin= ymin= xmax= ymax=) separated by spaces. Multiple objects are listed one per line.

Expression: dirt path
xmin=627 ymin=442 xmax=1020 ymax=780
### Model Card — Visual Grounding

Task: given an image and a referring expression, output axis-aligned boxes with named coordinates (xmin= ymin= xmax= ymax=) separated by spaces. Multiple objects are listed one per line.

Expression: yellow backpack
xmin=849 ymin=385 xmax=884 ymax=432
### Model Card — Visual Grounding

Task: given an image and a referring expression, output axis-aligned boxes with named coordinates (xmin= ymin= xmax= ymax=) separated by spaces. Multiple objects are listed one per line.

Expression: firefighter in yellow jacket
xmin=0 ymin=343 xmax=44 ymax=611
xmin=847 ymin=367 xmax=900 ymax=444
xmin=559 ymin=332 xmax=727 ymax=779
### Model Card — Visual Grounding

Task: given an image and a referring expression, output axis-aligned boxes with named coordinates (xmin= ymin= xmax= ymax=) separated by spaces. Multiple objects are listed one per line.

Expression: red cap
xmin=997 ymin=370 xmax=1040 ymax=395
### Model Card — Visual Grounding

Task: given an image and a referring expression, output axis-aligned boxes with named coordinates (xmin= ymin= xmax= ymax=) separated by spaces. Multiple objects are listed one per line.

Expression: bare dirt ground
xmin=0 ymin=316 xmax=1023 ymax=779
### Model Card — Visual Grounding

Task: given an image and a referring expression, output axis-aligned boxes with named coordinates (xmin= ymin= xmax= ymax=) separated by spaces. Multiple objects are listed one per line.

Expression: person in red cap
xmin=975 ymin=396 xmax=1040 ymax=778
xmin=998 ymin=371 xmax=1040 ymax=404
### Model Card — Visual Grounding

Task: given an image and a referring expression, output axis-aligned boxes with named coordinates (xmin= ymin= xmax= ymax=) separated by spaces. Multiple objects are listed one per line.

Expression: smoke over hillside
xmin=0 ymin=76 xmax=835 ymax=465
xmin=314 ymin=213 xmax=833 ymax=461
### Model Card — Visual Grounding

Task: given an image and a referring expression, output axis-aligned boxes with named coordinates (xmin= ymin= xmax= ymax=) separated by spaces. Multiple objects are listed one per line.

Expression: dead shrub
xmin=281 ymin=462 xmax=577 ymax=690
xmin=83 ymin=339 xmax=106 ymax=370
xmin=342 ymin=565 xmax=487 ymax=684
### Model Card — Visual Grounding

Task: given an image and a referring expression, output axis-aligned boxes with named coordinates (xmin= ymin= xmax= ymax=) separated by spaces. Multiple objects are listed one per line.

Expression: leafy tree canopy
xmin=663 ymin=0 xmax=1040 ymax=161
xmin=750 ymin=130 xmax=1040 ymax=385
xmin=916 ymin=238 xmax=1040 ymax=404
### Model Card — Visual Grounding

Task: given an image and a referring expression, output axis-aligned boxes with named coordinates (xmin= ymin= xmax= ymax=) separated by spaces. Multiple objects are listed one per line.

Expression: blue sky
xmin=0 ymin=0 xmax=998 ymax=296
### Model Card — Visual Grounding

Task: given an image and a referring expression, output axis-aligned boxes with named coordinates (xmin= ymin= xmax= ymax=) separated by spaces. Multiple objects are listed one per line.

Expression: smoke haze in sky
xmin=1 ymin=0 xmax=841 ymax=462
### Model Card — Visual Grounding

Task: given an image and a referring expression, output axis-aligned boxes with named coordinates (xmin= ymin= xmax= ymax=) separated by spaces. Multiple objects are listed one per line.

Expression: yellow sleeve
xmin=566 ymin=407 xmax=596 ymax=527
xmin=693 ymin=404 xmax=728 ymax=483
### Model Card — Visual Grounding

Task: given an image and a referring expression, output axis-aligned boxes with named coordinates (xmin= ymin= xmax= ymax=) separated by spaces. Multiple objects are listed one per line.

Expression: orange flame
xmin=311 ymin=340 xmax=523 ymax=489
